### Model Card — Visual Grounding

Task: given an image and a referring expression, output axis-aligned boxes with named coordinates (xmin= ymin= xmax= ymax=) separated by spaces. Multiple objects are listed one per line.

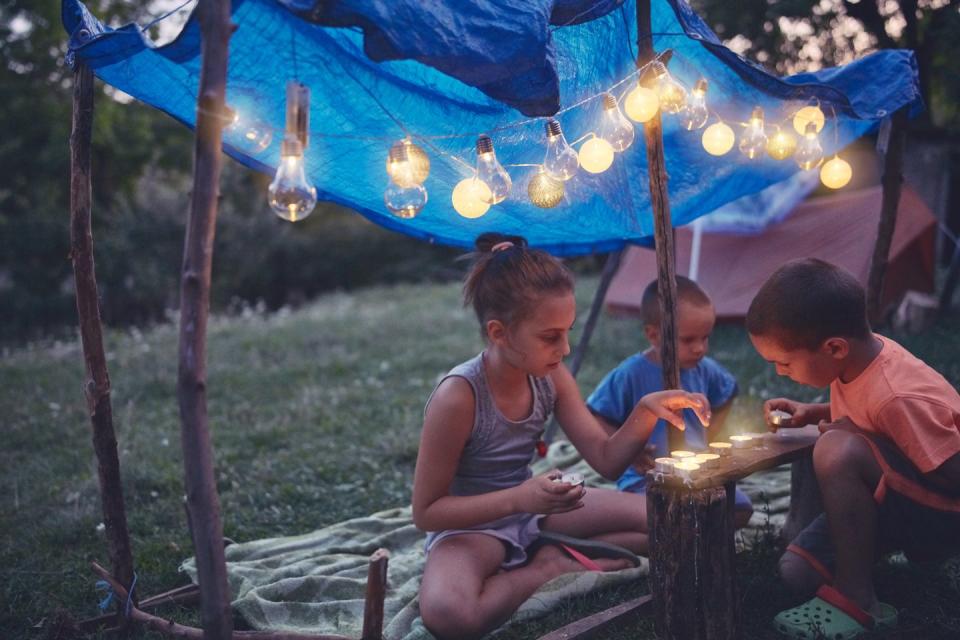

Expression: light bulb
xmin=598 ymin=93 xmax=634 ymax=152
xmin=678 ymin=78 xmax=708 ymax=131
xmin=268 ymin=136 xmax=317 ymax=222
xmin=386 ymin=138 xmax=429 ymax=187
xmin=739 ymin=107 xmax=768 ymax=160
xmin=653 ymin=62 xmax=687 ymax=114
xmin=223 ymin=106 xmax=273 ymax=154
xmin=384 ymin=181 xmax=427 ymax=218
xmin=528 ymin=167 xmax=565 ymax=208
xmin=702 ymin=121 xmax=735 ymax=156
xmin=795 ymin=122 xmax=824 ymax=170
xmin=624 ymin=82 xmax=660 ymax=123
xmin=766 ymin=128 xmax=797 ymax=160
xmin=578 ymin=137 xmax=615 ymax=173
xmin=793 ymin=105 xmax=825 ymax=136
xmin=820 ymin=155 xmax=852 ymax=189
xmin=452 ymin=177 xmax=492 ymax=218
xmin=474 ymin=135 xmax=512 ymax=204
xmin=542 ymin=119 xmax=579 ymax=181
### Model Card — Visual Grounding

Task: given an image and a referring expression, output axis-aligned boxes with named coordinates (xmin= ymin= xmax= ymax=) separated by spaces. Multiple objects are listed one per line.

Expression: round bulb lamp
xmin=702 ymin=122 xmax=735 ymax=156
xmin=793 ymin=105 xmax=825 ymax=135
xmin=820 ymin=156 xmax=852 ymax=189
xmin=624 ymin=84 xmax=660 ymax=123
xmin=766 ymin=130 xmax=797 ymax=160
xmin=452 ymin=178 xmax=492 ymax=219
xmin=528 ymin=170 xmax=565 ymax=209
xmin=578 ymin=137 xmax=615 ymax=174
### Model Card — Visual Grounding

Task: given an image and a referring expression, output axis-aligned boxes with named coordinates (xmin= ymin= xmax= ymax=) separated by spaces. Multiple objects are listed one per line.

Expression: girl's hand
xmin=639 ymin=390 xmax=711 ymax=431
xmin=515 ymin=470 xmax=585 ymax=515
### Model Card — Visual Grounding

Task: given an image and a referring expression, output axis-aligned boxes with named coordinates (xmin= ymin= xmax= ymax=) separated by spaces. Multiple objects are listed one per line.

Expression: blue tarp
xmin=62 ymin=0 xmax=922 ymax=256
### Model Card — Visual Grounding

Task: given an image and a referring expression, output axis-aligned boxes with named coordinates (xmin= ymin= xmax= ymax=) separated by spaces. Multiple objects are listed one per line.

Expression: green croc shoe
xmin=773 ymin=585 xmax=897 ymax=639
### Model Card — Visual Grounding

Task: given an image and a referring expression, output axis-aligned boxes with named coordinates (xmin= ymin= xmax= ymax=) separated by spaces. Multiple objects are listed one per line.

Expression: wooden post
xmin=867 ymin=108 xmax=909 ymax=326
xmin=176 ymin=0 xmax=234 ymax=638
xmin=69 ymin=62 xmax=137 ymax=608
xmin=647 ymin=480 xmax=738 ymax=639
xmin=361 ymin=549 xmax=390 ymax=640
xmin=636 ymin=1 xmax=681 ymax=447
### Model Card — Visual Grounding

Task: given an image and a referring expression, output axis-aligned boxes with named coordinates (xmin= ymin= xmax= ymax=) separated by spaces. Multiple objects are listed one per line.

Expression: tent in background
xmin=605 ymin=182 xmax=936 ymax=320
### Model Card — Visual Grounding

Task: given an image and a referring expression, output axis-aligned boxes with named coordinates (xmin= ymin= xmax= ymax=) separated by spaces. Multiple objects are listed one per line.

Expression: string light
xmin=579 ymin=135 xmax=615 ymax=173
xmin=474 ymin=135 xmax=512 ymax=204
xmin=793 ymin=105 xmax=825 ymax=136
xmin=268 ymin=82 xmax=317 ymax=222
xmin=542 ymin=119 xmax=579 ymax=181
xmin=766 ymin=127 xmax=797 ymax=160
xmin=624 ymin=81 xmax=660 ymax=123
xmin=739 ymin=107 xmax=767 ymax=159
xmin=652 ymin=61 xmax=687 ymax=114
xmin=678 ymin=78 xmax=708 ymax=130
xmin=386 ymin=138 xmax=430 ymax=187
xmin=702 ymin=121 xmax=735 ymax=156
xmin=820 ymin=155 xmax=852 ymax=189
xmin=597 ymin=93 xmax=635 ymax=152
xmin=795 ymin=122 xmax=824 ymax=170
xmin=384 ymin=143 xmax=427 ymax=218
xmin=528 ymin=167 xmax=565 ymax=208
xmin=452 ymin=177 xmax=492 ymax=218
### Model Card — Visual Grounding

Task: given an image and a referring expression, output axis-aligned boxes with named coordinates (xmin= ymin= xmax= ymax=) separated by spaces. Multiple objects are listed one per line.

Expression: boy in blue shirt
xmin=587 ymin=276 xmax=753 ymax=528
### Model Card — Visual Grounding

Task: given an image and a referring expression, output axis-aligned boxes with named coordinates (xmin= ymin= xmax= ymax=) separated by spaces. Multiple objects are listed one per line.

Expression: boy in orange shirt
xmin=746 ymin=258 xmax=960 ymax=639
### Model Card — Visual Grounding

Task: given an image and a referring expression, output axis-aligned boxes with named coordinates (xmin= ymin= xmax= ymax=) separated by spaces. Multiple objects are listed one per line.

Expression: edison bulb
xmin=579 ymin=137 xmax=615 ymax=173
xmin=528 ymin=168 xmax=564 ymax=209
xmin=452 ymin=178 xmax=492 ymax=219
xmin=739 ymin=107 xmax=767 ymax=160
xmin=678 ymin=78 xmax=708 ymax=131
xmin=386 ymin=139 xmax=429 ymax=187
xmin=543 ymin=119 xmax=579 ymax=181
xmin=598 ymin=93 xmax=634 ymax=152
xmin=795 ymin=122 xmax=824 ymax=170
xmin=793 ymin=105 xmax=825 ymax=135
xmin=268 ymin=137 xmax=317 ymax=222
xmin=624 ymin=82 xmax=659 ymax=123
xmin=702 ymin=121 xmax=735 ymax=156
xmin=820 ymin=156 xmax=852 ymax=189
xmin=766 ymin=129 xmax=797 ymax=160
xmin=225 ymin=108 xmax=272 ymax=154
xmin=474 ymin=135 xmax=512 ymax=204
xmin=384 ymin=181 xmax=427 ymax=218
xmin=653 ymin=63 xmax=687 ymax=114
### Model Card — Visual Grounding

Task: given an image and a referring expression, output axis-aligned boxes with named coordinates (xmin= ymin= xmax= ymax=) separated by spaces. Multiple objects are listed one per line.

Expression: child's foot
xmin=530 ymin=542 xmax=632 ymax=580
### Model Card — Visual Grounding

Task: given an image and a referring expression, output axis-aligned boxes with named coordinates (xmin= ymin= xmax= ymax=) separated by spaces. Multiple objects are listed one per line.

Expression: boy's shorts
xmin=787 ymin=432 xmax=960 ymax=578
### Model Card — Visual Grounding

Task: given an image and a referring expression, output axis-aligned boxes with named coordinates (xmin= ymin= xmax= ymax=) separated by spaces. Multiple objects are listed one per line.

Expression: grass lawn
xmin=3 ymin=275 xmax=960 ymax=639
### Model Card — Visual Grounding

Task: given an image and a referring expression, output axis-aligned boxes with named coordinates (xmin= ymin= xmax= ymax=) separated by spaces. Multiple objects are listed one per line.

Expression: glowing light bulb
xmin=578 ymin=137 xmax=615 ymax=173
xmin=653 ymin=62 xmax=687 ymax=114
xmin=528 ymin=167 xmax=565 ymax=208
xmin=766 ymin=128 xmax=797 ymax=160
xmin=386 ymin=138 xmax=429 ymax=187
xmin=452 ymin=177 xmax=492 ymax=218
xmin=224 ymin=106 xmax=273 ymax=154
xmin=702 ymin=121 xmax=735 ymax=156
xmin=542 ymin=119 xmax=579 ymax=181
xmin=624 ymin=82 xmax=660 ymax=123
xmin=268 ymin=136 xmax=317 ymax=222
xmin=739 ymin=107 xmax=768 ymax=160
xmin=795 ymin=122 xmax=824 ymax=170
xmin=474 ymin=135 xmax=512 ymax=204
xmin=678 ymin=78 xmax=709 ymax=131
xmin=598 ymin=93 xmax=634 ymax=152
xmin=384 ymin=182 xmax=427 ymax=218
xmin=793 ymin=105 xmax=825 ymax=136
xmin=820 ymin=155 xmax=852 ymax=189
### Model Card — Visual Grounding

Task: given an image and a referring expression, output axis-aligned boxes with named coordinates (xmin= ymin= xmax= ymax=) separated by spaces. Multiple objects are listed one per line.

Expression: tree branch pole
xmin=176 ymin=0 xmax=234 ymax=637
xmin=636 ymin=1 xmax=681 ymax=451
xmin=69 ymin=62 xmax=137 ymax=608
xmin=866 ymin=108 xmax=908 ymax=326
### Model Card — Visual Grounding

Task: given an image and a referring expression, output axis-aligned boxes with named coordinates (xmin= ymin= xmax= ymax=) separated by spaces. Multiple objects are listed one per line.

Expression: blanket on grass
xmin=180 ymin=441 xmax=792 ymax=639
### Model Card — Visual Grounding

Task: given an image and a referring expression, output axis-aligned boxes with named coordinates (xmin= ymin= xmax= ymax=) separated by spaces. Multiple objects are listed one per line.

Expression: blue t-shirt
xmin=586 ymin=352 xmax=738 ymax=492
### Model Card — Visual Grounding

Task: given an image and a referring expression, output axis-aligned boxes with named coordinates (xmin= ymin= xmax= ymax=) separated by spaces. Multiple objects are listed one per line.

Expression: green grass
xmin=2 ymin=276 xmax=959 ymax=639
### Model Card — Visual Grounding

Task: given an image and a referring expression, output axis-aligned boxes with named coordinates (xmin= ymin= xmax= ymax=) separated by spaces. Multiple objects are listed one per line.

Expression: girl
xmin=412 ymin=233 xmax=710 ymax=640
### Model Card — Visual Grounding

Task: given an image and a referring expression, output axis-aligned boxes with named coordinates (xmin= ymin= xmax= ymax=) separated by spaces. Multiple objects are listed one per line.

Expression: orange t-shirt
xmin=831 ymin=335 xmax=960 ymax=473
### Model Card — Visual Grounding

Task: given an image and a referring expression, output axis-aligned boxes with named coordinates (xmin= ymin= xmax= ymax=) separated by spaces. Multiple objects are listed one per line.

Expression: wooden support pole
xmin=176 ymin=0 xmax=234 ymax=638
xmin=636 ymin=0 xmax=681 ymax=451
xmin=867 ymin=108 xmax=909 ymax=326
xmin=647 ymin=481 xmax=738 ymax=639
xmin=69 ymin=62 xmax=137 ymax=607
xmin=361 ymin=549 xmax=390 ymax=640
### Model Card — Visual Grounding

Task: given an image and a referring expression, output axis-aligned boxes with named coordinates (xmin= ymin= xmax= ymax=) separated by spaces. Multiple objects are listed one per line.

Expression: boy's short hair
xmin=640 ymin=275 xmax=712 ymax=326
xmin=746 ymin=258 xmax=871 ymax=350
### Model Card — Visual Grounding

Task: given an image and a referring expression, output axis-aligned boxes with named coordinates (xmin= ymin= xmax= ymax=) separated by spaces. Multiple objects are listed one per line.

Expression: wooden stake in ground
xmin=69 ymin=62 xmax=137 ymax=606
xmin=176 ymin=0 xmax=234 ymax=637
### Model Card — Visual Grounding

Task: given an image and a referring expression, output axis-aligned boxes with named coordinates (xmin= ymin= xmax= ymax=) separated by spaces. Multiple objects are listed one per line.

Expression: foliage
xmin=2 ymin=277 xmax=960 ymax=638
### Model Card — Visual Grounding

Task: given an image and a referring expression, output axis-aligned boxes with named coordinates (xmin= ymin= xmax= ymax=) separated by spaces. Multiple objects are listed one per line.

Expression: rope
xmin=140 ymin=0 xmax=197 ymax=33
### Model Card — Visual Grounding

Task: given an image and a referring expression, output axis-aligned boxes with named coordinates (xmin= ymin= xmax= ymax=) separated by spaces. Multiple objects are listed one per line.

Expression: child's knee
xmin=421 ymin=593 xmax=484 ymax=640
xmin=812 ymin=429 xmax=873 ymax=477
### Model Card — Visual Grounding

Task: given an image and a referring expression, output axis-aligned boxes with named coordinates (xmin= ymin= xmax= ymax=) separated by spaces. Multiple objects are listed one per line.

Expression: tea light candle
xmin=709 ymin=442 xmax=733 ymax=457
xmin=673 ymin=461 xmax=700 ymax=481
xmin=694 ymin=453 xmax=720 ymax=469
xmin=553 ymin=472 xmax=585 ymax=487
xmin=655 ymin=457 xmax=676 ymax=474
xmin=730 ymin=434 xmax=755 ymax=449
xmin=770 ymin=409 xmax=792 ymax=426
xmin=671 ymin=450 xmax=696 ymax=460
